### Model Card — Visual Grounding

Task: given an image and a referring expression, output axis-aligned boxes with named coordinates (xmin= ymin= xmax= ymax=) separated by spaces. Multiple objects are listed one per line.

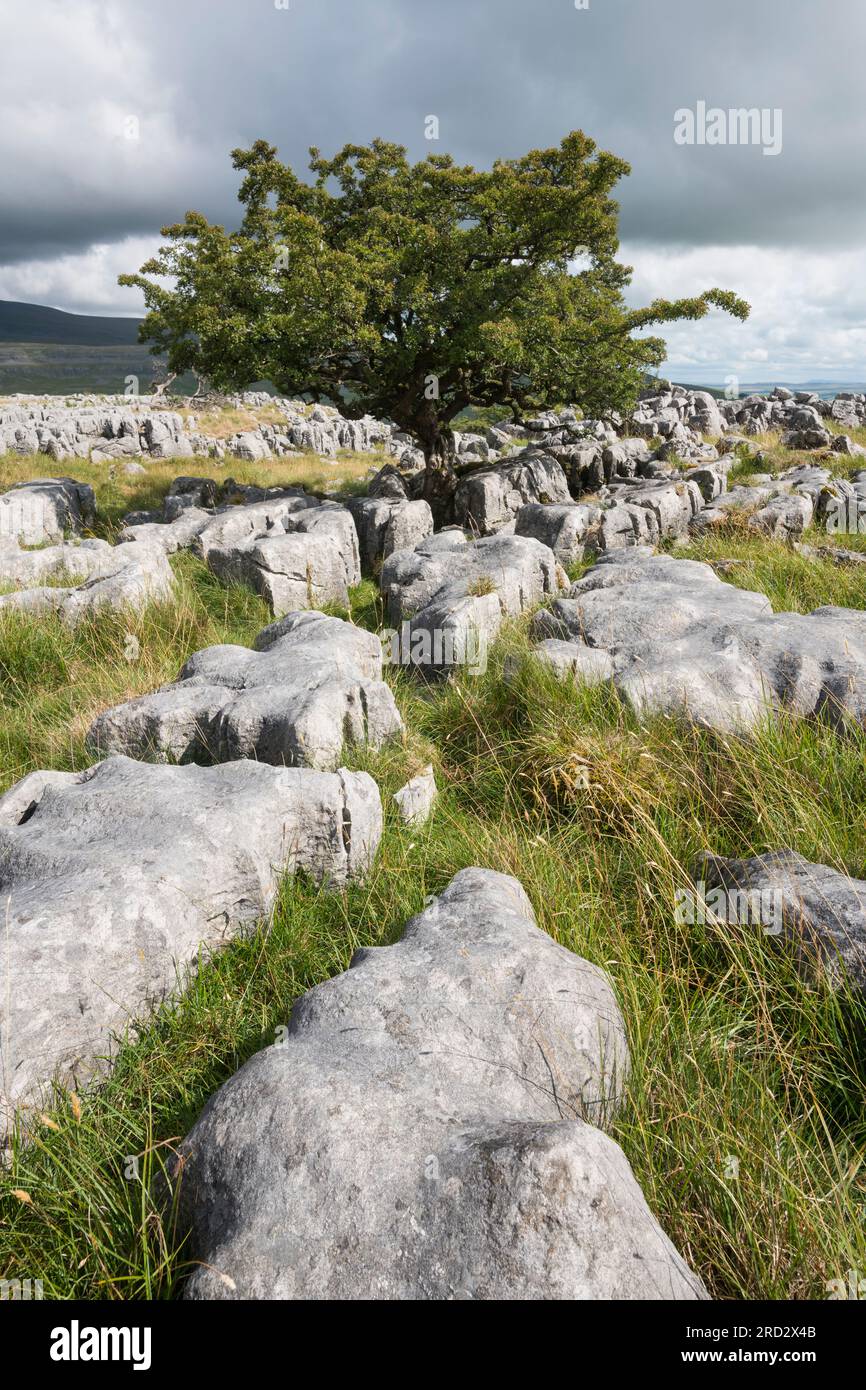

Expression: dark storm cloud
xmin=1 ymin=0 xmax=864 ymax=268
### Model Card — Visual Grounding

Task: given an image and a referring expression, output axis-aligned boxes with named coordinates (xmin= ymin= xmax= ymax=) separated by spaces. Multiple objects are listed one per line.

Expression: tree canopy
xmin=121 ymin=132 xmax=749 ymax=486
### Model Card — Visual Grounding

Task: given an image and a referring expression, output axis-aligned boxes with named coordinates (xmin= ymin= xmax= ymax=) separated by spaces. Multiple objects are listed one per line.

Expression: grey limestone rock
xmin=0 ymin=755 xmax=382 ymax=1133
xmin=0 ymin=477 xmax=95 ymax=545
xmin=380 ymin=532 xmax=564 ymax=674
xmin=87 ymin=611 xmax=403 ymax=770
xmin=696 ymin=850 xmax=866 ymax=995
xmin=172 ymin=867 xmax=705 ymax=1301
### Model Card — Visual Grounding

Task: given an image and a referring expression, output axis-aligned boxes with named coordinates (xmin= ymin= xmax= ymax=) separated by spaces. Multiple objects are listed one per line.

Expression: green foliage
xmin=121 ymin=133 xmax=749 ymax=457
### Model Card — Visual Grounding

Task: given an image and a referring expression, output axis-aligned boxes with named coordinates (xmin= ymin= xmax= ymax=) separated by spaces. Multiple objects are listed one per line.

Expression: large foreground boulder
xmin=696 ymin=850 xmax=866 ymax=995
xmin=380 ymin=532 xmax=564 ymax=675
xmin=0 ymin=477 xmax=95 ymax=545
xmin=173 ymin=867 xmax=705 ymax=1300
xmin=87 ymin=612 xmax=404 ymax=769
xmin=0 ymin=756 xmax=381 ymax=1133
xmin=533 ymin=548 xmax=866 ymax=733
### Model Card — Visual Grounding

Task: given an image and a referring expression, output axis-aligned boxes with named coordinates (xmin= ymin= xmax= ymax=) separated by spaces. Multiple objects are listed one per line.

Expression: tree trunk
xmin=419 ymin=420 xmax=458 ymax=527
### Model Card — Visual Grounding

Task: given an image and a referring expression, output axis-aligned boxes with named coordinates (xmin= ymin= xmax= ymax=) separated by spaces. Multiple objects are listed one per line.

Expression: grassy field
xmin=1 ymin=440 xmax=865 ymax=1301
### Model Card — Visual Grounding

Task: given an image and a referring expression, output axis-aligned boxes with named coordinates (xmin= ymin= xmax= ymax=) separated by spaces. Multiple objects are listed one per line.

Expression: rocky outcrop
xmin=171 ymin=868 xmax=705 ymax=1301
xmin=3 ymin=388 xmax=864 ymax=483
xmin=380 ymin=532 xmax=564 ymax=675
xmin=696 ymin=850 xmax=866 ymax=995
xmin=122 ymin=483 xmax=363 ymax=611
xmin=603 ymin=478 xmax=704 ymax=542
xmin=87 ymin=612 xmax=403 ymax=770
xmin=532 ymin=548 xmax=866 ymax=733
xmin=0 ymin=394 xmax=405 ymax=466
xmin=0 ymin=755 xmax=382 ymax=1133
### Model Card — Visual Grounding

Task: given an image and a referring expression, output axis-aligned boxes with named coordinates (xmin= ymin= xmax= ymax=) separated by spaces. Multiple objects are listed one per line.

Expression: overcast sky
xmin=1 ymin=0 xmax=863 ymax=383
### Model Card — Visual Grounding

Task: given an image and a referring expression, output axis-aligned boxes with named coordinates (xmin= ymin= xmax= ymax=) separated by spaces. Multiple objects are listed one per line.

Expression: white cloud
xmin=2 ymin=234 xmax=864 ymax=390
xmin=624 ymin=243 xmax=866 ymax=383
xmin=0 ymin=237 xmax=158 ymax=316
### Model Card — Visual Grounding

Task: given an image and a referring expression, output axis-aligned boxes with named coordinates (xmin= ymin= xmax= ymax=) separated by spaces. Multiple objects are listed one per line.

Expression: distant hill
xmin=0 ymin=300 xmax=144 ymax=347
xmin=0 ymin=299 xmax=178 ymax=394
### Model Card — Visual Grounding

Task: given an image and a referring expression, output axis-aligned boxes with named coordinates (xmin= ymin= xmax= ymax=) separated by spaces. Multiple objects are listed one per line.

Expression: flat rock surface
xmin=0 ymin=755 xmax=381 ymax=1131
xmin=173 ymin=867 xmax=705 ymax=1300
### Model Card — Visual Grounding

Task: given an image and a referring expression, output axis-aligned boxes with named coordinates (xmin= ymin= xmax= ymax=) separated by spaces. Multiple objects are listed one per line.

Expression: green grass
xmin=0 ymin=551 xmax=274 ymax=792
xmin=0 ymin=448 xmax=383 ymax=540
xmin=2 ymin=450 xmax=866 ymax=1301
xmin=665 ymin=530 xmax=866 ymax=611
xmin=722 ymin=425 xmax=866 ymax=484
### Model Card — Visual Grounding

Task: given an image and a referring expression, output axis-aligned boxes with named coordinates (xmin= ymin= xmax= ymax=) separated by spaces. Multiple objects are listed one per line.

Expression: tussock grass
xmin=1 ymin=464 xmax=865 ymax=1301
xmin=0 ymin=552 xmax=273 ymax=792
xmin=665 ymin=531 xmax=866 ymax=611
xmin=174 ymin=403 xmax=288 ymax=436
xmin=723 ymin=426 xmax=866 ymax=484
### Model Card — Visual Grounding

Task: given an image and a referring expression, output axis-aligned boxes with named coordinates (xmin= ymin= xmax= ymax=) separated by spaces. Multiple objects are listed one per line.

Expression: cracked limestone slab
xmin=120 ymin=507 xmax=215 ymax=554
xmin=0 ymin=755 xmax=382 ymax=1134
xmin=87 ymin=611 xmax=404 ymax=770
xmin=171 ymin=867 xmax=706 ymax=1300
xmin=532 ymin=548 xmax=866 ymax=733
xmin=515 ymin=501 xmax=601 ymax=568
xmin=197 ymin=499 xmax=361 ymax=612
xmin=603 ymin=478 xmax=703 ymax=540
xmin=380 ymin=532 xmax=565 ymax=675
xmin=0 ymin=539 xmax=174 ymax=626
xmin=206 ymin=531 xmax=350 ymax=614
xmin=453 ymin=451 xmax=573 ymax=536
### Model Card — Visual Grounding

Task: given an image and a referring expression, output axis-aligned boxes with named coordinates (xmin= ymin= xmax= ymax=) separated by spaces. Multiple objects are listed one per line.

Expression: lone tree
xmin=121 ymin=133 xmax=748 ymax=505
